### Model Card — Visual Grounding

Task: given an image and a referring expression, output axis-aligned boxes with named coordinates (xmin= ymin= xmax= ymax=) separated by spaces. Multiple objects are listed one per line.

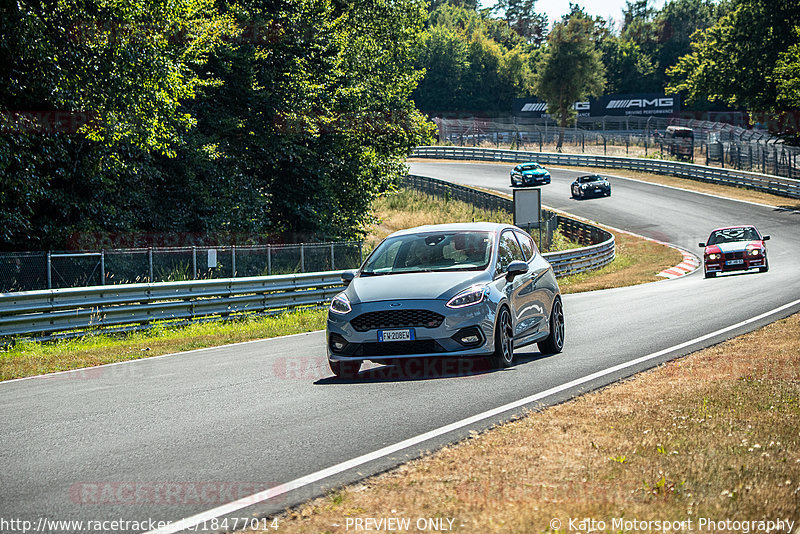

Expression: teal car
xmin=510 ymin=162 xmax=551 ymax=187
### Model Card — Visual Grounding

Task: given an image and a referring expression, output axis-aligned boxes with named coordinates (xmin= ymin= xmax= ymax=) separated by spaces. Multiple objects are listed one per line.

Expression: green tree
xmin=667 ymin=0 xmax=800 ymax=138
xmin=414 ymin=3 xmax=536 ymax=114
xmin=494 ymin=0 xmax=549 ymax=46
xmin=534 ymin=10 xmax=605 ymax=150
xmin=600 ymin=36 xmax=656 ymax=93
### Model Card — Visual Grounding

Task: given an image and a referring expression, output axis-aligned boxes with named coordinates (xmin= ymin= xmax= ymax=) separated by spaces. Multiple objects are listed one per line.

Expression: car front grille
xmin=354 ymin=340 xmax=446 ymax=356
xmin=724 ymin=251 xmax=745 ymax=260
xmin=350 ymin=309 xmax=444 ymax=332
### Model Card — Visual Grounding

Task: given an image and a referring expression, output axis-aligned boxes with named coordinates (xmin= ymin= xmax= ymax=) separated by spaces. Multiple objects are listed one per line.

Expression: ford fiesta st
xmin=326 ymin=222 xmax=564 ymax=378
xmin=699 ymin=225 xmax=770 ymax=278
xmin=571 ymin=175 xmax=611 ymax=199
xmin=510 ymin=162 xmax=551 ymax=187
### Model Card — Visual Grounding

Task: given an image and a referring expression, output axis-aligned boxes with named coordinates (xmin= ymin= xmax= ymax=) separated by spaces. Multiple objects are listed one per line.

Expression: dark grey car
xmin=326 ymin=222 xmax=564 ymax=378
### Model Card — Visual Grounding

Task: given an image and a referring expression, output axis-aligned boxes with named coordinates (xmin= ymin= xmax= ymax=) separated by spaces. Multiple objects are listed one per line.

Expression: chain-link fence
xmin=432 ymin=116 xmax=800 ymax=179
xmin=0 ymin=242 xmax=363 ymax=292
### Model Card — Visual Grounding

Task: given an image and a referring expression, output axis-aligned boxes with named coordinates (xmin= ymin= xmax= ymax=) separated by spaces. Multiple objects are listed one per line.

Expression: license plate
xmin=726 ymin=259 xmax=744 ymax=265
xmin=378 ymin=329 xmax=414 ymax=342
xmin=594 ymin=189 xmax=602 ymax=193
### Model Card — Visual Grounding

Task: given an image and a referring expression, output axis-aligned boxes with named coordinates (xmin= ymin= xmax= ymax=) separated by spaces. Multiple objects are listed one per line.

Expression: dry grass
xmin=557 ymin=229 xmax=683 ymax=294
xmin=256 ymin=313 xmax=800 ymax=533
xmin=365 ymin=189 xmax=512 ymax=253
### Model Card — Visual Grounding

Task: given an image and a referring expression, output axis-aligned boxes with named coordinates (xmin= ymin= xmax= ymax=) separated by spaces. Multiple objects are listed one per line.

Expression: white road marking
xmin=146 ymin=297 xmax=800 ymax=534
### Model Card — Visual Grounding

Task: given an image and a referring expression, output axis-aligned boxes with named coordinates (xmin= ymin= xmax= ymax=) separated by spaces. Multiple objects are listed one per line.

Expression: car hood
xmin=522 ymin=169 xmax=548 ymax=175
xmin=711 ymin=241 xmax=762 ymax=253
xmin=346 ymin=270 xmax=491 ymax=304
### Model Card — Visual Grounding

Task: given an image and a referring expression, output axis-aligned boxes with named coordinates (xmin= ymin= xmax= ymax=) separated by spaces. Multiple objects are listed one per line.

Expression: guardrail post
xmin=100 ymin=250 xmax=105 ymax=286
xmin=148 ymin=248 xmax=153 ymax=282
xmin=232 ymin=245 xmax=236 ymax=278
xmin=46 ymin=251 xmax=52 ymax=289
xmin=330 ymin=243 xmax=335 ymax=270
xmin=267 ymin=245 xmax=272 ymax=275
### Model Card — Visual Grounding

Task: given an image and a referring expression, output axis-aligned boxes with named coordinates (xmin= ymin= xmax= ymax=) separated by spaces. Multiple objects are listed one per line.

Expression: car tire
xmin=329 ymin=359 xmax=362 ymax=378
xmin=606 ymin=190 xmax=611 ymax=197
xmin=705 ymin=271 xmax=716 ymax=278
xmin=537 ymin=297 xmax=564 ymax=354
xmin=489 ymin=306 xmax=514 ymax=369
xmin=759 ymin=256 xmax=769 ymax=273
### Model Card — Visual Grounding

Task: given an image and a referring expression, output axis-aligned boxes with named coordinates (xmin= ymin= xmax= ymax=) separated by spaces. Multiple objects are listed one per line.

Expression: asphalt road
xmin=1 ymin=161 xmax=799 ymax=533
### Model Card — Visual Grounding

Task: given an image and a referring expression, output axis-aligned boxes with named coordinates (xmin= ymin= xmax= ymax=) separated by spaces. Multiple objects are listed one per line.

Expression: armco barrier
xmin=0 ymin=272 xmax=345 ymax=339
xmin=1 ymin=174 xmax=615 ymax=340
xmin=411 ymin=146 xmax=800 ymax=199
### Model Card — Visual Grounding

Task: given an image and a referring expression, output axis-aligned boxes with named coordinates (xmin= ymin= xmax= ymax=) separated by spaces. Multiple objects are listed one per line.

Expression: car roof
xmin=517 ymin=162 xmax=541 ymax=166
xmin=577 ymin=174 xmax=603 ymax=179
xmin=389 ymin=222 xmax=514 ymax=237
xmin=709 ymin=225 xmax=758 ymax=232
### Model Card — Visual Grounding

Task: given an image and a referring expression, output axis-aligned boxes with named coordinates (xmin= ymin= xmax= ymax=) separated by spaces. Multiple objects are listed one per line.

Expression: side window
xmin=514 ymin=231 xmax=537 ymax=260
xmin=497 ymin=231 xmax=525 ymax=274
xmin=370 ymin=240 xmax=403 ymax=271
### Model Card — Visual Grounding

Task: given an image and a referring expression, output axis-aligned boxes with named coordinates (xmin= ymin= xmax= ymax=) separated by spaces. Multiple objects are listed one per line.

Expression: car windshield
xmin=361 ymin=231 xmax=494 ymax=275
xmin=579 ymin=176 xmax=601 ymax=183
xmin=707 ymin=227 xmax=759 ymax=244
xmin=520 ymin=164 xmax=541 ymax=171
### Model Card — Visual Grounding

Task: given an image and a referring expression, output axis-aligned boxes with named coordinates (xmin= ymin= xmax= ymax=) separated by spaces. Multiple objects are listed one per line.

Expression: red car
xmin=699 ymin=225 xmax=770 ymax=278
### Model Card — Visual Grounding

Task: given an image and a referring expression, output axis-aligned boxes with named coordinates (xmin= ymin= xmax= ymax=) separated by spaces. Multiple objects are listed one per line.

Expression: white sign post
xmin=513 ymin=188 xmax=542 ymax=244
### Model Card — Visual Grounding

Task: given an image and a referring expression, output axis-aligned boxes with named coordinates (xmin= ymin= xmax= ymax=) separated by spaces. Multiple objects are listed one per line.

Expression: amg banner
xmin=513 ymin=93 xmax=680 ymax=118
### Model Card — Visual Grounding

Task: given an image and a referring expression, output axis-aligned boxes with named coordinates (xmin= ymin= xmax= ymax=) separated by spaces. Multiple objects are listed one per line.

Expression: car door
xmin=496 ymin=230 xmax=535 ymax=339
xmin=515 ymin=230 xmax=551 ymax=337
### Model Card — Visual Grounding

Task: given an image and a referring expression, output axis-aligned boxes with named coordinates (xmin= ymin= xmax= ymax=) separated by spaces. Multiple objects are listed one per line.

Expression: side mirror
xmin=505 ymin=260 xmax=529 ymax=282
xmin=763 ymin=235 xmax=770 ymax=241
xmin=698 ymin=242 xmax=706 ymax=247
xmin=341 ymin=270 xmax=356 ymax=285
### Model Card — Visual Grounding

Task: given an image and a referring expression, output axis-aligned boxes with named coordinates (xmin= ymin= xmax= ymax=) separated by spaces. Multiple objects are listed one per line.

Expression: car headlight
xmin=707 ymin=253 xmax=721 ymax=260
xmin=446 ymin=286 xmax=489 ymax=309
xmin=329 ymin=292 xmax=351 ymax=314
xmin=748 ymin=248 xmax=761 ymax=256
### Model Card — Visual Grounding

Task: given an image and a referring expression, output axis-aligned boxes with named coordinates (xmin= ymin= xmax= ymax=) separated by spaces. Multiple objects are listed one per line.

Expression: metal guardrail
xmin=0 ymin=272 xmax=345 ymax=339
xmin=411 ymin=146 xmax=800 ymax=199
xmin=1 ymin=173 xmax=616 ymax=340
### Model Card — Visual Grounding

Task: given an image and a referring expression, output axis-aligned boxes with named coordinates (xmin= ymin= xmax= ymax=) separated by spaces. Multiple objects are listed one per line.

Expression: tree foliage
xmin=413 ymin=3 xmax=536 ymax=114
xmin=534 ymin=9 xmax=605 ymax=148
xmin=666 ymin=0 xmax=800 ymax=137
xmin=0 ymin=0 xmax=432 ymax=250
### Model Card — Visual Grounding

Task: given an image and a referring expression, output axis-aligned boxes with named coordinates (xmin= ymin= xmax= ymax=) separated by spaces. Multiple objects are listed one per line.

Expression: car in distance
xmin=326 ymin=222 xmax=564 ymax=378
xmin=510 ymin=162 xmax=551 ymax=187
xmin=699 ymin=225 xmax=770 ymax=278
xmin=571 ymin=175 xmax=611 ymax=199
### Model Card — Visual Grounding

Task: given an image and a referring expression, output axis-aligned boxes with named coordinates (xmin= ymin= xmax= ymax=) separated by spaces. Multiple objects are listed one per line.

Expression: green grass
xmin=0 ymin=308 xmax=327 ymax=380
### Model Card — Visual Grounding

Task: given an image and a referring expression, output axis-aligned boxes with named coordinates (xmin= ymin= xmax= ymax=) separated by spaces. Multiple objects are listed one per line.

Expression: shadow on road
xmin=315 ymin=350 xmax=560 ymax=384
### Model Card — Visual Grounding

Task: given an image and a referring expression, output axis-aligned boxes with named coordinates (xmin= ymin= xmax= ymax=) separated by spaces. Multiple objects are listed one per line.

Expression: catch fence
xmin=0 ymin=242 xmax=363 ymax=293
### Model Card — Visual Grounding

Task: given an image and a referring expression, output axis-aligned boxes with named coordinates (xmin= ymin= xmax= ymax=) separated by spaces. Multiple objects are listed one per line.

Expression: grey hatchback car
xmin=326 ymin=222 xmax=564 ymax=378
